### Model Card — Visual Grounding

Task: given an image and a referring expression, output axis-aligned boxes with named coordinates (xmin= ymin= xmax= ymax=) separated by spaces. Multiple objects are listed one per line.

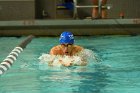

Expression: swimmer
xmin=49 ymin=31 xmax=87 ymax=67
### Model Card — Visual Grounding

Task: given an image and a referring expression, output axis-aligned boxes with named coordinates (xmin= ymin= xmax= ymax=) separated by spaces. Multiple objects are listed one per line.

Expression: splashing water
xmin=38 ymin=49 xmax=100 ymax=70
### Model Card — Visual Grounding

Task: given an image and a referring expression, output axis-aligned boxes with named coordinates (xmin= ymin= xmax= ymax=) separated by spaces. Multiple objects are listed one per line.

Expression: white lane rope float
xmin=0 ymin=35 xmax=34 ymax=75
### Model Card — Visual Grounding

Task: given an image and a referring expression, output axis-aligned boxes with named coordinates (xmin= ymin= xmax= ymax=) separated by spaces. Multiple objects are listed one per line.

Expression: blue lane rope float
xmin=0 ymin=35 xmax=34 ymax=75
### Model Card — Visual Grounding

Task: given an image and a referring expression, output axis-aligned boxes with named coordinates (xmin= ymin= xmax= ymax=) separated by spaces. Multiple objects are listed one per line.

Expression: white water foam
xmin=38 ymin=49 xmax=100 ymax=70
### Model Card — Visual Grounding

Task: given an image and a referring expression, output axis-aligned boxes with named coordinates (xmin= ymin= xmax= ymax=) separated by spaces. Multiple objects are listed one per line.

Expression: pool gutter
xmin=0 ymin=19 xmax=140 ymax=36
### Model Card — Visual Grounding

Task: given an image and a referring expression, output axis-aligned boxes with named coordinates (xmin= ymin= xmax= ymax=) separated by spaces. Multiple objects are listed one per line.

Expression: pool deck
xmin=0 ymin=19 xmax=140 ymax=36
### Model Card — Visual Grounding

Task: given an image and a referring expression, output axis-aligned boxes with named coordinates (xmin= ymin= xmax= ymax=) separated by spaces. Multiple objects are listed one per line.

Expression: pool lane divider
xmin=0 ymin=35 xmax=34 ymax=75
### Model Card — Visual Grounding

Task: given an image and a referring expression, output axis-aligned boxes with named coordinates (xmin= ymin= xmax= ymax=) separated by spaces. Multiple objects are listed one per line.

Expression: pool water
xmin=0 ymin=35 xmax=140 ymax=93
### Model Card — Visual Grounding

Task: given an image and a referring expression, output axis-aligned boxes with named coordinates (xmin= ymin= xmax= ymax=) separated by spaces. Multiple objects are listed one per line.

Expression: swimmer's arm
xmin=80 ymin=61 xmax=87 ymax=66
xmin=47 ymin=53 xmax=56 ymax=66
xmin=58 ymin=59 xmax=87 ymax=67
xmin=59 ymin=60 xmax=73 ymax=67
xmin=80 ymin=58 xmax=87 ymax=66
xmin=49 ymin=48 xmax=59 ymax=66
xmin=48 ymin=61 xmax=53 ymax=66
xmin=73 ymin=61 xmax=87 ymax=66
xmin=73 ymin=58 xmax=87 ymax=66
xmin=50 ymin=49 xmax=57 ymax=55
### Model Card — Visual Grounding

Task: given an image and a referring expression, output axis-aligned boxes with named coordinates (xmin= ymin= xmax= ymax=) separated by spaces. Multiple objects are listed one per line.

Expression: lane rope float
xmin=0 ymin=35 xmax=34 ymax=75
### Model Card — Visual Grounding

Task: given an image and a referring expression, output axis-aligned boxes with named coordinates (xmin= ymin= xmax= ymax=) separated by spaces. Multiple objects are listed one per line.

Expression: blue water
xmin=0 ymin=35 xmax=140 ymax=93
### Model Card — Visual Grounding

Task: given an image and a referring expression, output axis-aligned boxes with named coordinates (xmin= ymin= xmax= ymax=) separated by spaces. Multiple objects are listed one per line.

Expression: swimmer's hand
xmin=48 ymin=61 xmax=53 ymax=66
xmin=59 ymin=60 xmax=73 ymax=67
xmin=59 ymin=60 xmax=87 ymax=66
xmin=80 ymin=61 xmax=87 ymax=66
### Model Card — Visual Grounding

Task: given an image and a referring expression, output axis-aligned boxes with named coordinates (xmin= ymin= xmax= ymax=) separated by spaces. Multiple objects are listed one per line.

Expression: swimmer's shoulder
xmin=50 ymin=45 xmax=62 ymax=55
xmin=72 ymin=45 xmax=84 ymax=56
xmin=73 ymin=45 xmax=84 ymax=51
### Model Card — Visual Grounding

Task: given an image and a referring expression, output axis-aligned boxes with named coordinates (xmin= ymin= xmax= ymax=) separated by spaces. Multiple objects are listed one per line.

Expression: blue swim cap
xmin=59 ymin=31 xmax=74 ymax=44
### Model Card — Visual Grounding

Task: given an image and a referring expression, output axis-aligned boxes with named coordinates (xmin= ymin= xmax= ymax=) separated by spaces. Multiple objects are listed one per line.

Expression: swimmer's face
xmin=61 ymin=44 xmax=73 ymax=55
